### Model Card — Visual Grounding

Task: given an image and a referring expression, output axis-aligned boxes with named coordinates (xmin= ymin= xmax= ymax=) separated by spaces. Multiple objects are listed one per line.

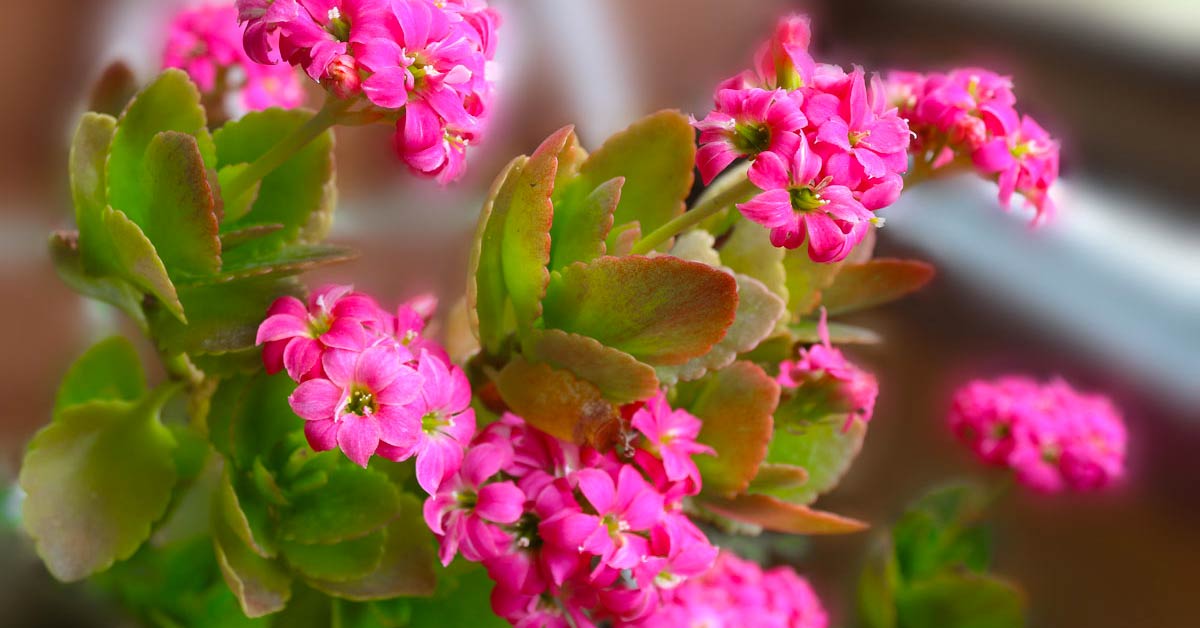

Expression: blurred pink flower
xmin=778 ymin=309 xmax=879 ymax=429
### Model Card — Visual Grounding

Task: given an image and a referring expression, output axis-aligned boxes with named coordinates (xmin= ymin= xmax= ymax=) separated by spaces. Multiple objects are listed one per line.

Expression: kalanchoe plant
xmin=15 ymin=6 xmax=1095 ymax=627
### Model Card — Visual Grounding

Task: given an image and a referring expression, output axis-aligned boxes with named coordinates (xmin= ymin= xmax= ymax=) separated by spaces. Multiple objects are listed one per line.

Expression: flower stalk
xmin=631 ymin=175 xmax=760 ymax=255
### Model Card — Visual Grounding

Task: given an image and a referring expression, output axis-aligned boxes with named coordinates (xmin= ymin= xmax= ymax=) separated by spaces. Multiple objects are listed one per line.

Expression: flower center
xmin=731 ymin=122 xmax=771 ymax=155
xmin=326 ymin=7 xmax=351 ymax=42
xmin=789 ymin=186 xmax=825 ymax=212
xmin=848 ymin=129 xmax=870 ymax=147
xmin=344 ymin=387 xmax=377 ymax=416
xmin=602 ymin=513 xmax=629 ymax=537
xmin=454 ymin=490 xmax=478 ymax=510
xmin=422 ymin=411 xmax=450 ymax=434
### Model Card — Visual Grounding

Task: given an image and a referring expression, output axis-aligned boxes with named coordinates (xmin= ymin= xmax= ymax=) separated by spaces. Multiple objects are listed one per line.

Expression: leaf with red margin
xmin=468 ymin=156 xmax=526 ymax=354
xmin=523 ymin=328 xmax=659 ymax=404
xmin=677 ymin=361 xmax=779 ymax=497
xmin=548 ymin=176 xmax=622 ymax=271
xmin=819 ymin=258 xmax=935 ymax=316
xmin=702 ymin=493 xmax=868 ymax=534
xmin=495 ymin=356 xmax=622 ymax=449
xmin=542 ymin=256 xmax=738 ymax=366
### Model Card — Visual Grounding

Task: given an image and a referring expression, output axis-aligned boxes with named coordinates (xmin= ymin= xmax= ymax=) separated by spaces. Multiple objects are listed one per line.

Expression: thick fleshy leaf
xmin=400 ymin=563 xmax=506 ymax=626
xmin=720 ymin=219 xmax=789 ymax=306
xmin=107 ymin=70 xmax=213 ymax=225
xmin=219 ymin=224 xmax=285 ymax=249
xmin=760 ymin=400 xmax=867 ymax=504
xmin=213 ymin=108 xmax=335 ymax=248
xmin=278 ymin=467 xmax=401 ymax=545
xmin=783 ymin=246 xmax=846 ymax=318
xmin=495 ymin=355 xmax=621 ymax=448
xmin=217 ymin=163 xmax=262 ymax=223
xmin=212 ymin=504 xmax=292 ymax=618
xmin=87 ymin=61 xmax=139 ymax=117
xmin=701 ymin=493 xmax=868 ymax=534
xmin=52 ymin=336 xmax=145 ymax=417
xmin=668 ymin=230 xmax=722 ymax=268
xmin=148 ymin=276 xmax=304 ymax=355
xmin=820 ymin=258 xmax=935 ymax=316
xmin=895 ymin=573 xmax=1026 ymax=628
xmin=790 ymin=320 xmax=882 ymax=345
xmin=747 ymin=463 xmax=809 ymax=493
xmin=542 ymin=256 xmax=738 ymax=366
xmin=281 ymin=529 xmax=386 ymax=583
xmin=218 ymin=465 xmax=279 ymax=559
xmin=523 ymin=329 xmax=659 ymax=404
xmin=104 ymin=206 xmax=186 ymax=322
xmin=858 ymin=541 xmax=902 ymax=628
xmin=563 ymin=111 xmax=695 ymax=250
xmin=502 ymin=127 xmax=572 ymax=330
xmin=19 ymin=395 xmax=177 ymax=582
xmin=305 ymin=494 xmax=437 ymax=599
xmin=49 ymin=232 xmax=149 ymax=331
xmin=548 ymin=176 xmax=621 ymax=270
xmin=210 ymin=372 xmax=304 ymax=469
xmin=187 ymin=243 xmax=356 ymax=286
xmin=468 ymin=156 xmax=526 ymax=354
xmin=69 ymin=113 xmax=118 ymax=275
xmin=893 ymin=483 xmax=993 ymax=582
xmin=140 ymin=131 xmax=221 ymax=278
xmin=677 ymin=361 xmax=778 ymax=496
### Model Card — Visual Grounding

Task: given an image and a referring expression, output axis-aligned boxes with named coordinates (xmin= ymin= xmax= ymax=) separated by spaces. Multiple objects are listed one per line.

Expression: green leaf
xmin=208 ymin=372 xmax=301 ymax=469
xmin=783 ymin=246 xmax=845 ymax=318
xmin=212 ymin=503 xmax=292 ymax=618
xmin=218 ymin=163 xmax=262 ymax=223
xmin=305 ymin=494 xmax=437 ymax=600
xmin=52 ymin=335 xmax=146 ymax=417
xmin=468 ymin=156 xmax=526 ymax=355
xmin=214 ymin=108 xmax=335 ymax=248
xmin=279 ymin=467 xmax=401 ymax=545
xmin=858 ymin=539 xmax=901 ymax=628
xmin=746 ymin=463 xmax=809 ymax=493
xmin=69 ymin=112 xmax=118 ymax=275
xmin=700 ymin=493 xmax=868 ymax=535
xmin=495 ymin=355 xmax=621 ymax=449
xmin=542 ymin=256 xmax=738 ymax=366
xmin=761 ymin=406 xmax=867 ymax=505
xmin=19 ymin=395 xmax=178 ymax=582
xmin=104 ymin=206 xmax=186 ymax=322
xmin=819 ymin=259 xmax=935 ymax=316
xmin=400 ymin=563 xmax=507 ymax=627
xmin=565 ymin=110 xmax=695 ymax=250
xmin=188 ymin=243 xmax=356 ymax=287
xmin=677 ymin=361 xmax=778 ymax=496
xmin=893 ymin=483 xmax=993 ymax=582
xmin=548 ymin=176 xmax=621 ymax=270
xmin=668 ymin=230 xmax=722 ymax=267
xmin=720 ymin=219 xmax=788 ymax=306
xmin=148 ymin=275 xmax=304 ymax=355
xmin=219 ymin=465 xmax=279 ymax=559
xmin=139 ymin=131 xmax=222 ymax=277
xmin=219 ymin=223 xmax=285 ymax=249
xmin=49 ymin=231 xmax=149 ymax=331
xmin=895 ymin=573 xmax=1025 ymax=628
xmin=107 ymin=69 xmax=213 ymax=226
xmin=522 ymin=329 xmax=659 ymax=404
xmin=281 ymin=529 xmax=386 ymax=583
xmin=789 ymin=320 xmax=882 ymax=344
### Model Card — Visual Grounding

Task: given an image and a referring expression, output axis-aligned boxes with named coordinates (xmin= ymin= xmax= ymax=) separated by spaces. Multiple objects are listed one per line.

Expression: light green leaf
xmin=219 ymin=223 xmax=285 ymax=250
xmin=69 ymin=113 xmax=118 ymax=275
xmin=140 ymin=130 xmax=221 ymax=278
xmin=895 ymin=573 xmax=1026 ymax=628
xmin=53 ymin=335 xmax=145 ymax=417
xmin=819 ymin=258 xmax=935 ymax=316
xmin=468 ymin=156 xmax=525 ymax=355
xmin=668 ymin=230 xmax=722 ymax=268
xmin=104 ymin=206 xmax=186 ymax=322
xmin=548 ymin=176 xmax=621 ymax=271
xmin=523 ymin=329 xmax=659 ymax=404
xmin=790 ymin=320 xmax=882 ymax=344
xmin=279 ymin=467 xmax=401 ymax=545
xmin=188 ymin=243 xmax=356 ymax=287
xmin=542 ymin=256 xmax=738 ymax=366
xmin=281 ymin=529 xmax=386 ymax=583
xmin=218 ymin=163 xmax=262 ymax=224
xmin=720 ymin=219 xmax=788 ymax=306
xmin=219 ymin=465 xmax=279 ymax=559
xmin=858 ymin=539 xmax=901 ymax=628
xmin=19 ymin=395 xmax=178 ymax=582
xmin=760 ymin=403 xmax=867 ymax=504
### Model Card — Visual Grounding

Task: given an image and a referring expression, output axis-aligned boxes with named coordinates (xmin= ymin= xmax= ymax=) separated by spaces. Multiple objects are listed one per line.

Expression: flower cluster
xmin=236 ymin=0 xmax=499 ymax=182
xmin=778 ymin=311 xmax=878 ymax=430
xmin=636 ymin=551 xmax=828 ymax=628
xmin=424 ymin=395 xmax=721 ymax=627
xmin=163 ymin=3 xmax=303 ymax=112
xmin=885 ymin=68 xmax=1060 ymax=221
xmin=948 ymin=376 xmax=1127 ymax=492
xmin=256 ymin=285 xmax=473 ymax=494
xmin=694 ymin=14 xmax=910 ymax=262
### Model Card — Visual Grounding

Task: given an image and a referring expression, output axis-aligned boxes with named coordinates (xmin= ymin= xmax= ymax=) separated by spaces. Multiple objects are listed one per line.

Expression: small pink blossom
xmin=777 ymin=309 xmax=878 ymax=429
xmin=692 ymin=88 xmax=805 ymax=184
xmin=630 ymin=393 xmax=713 ymax=486
xmin=807 ymin=67 xmax=910 ymax=190
xmin=255 ymin=284 xmax=385 ymax=380
xmin=423 ymin=441 xmax=523 ymax=564
xmin=722 ymin=14 xmax=816 ymax=91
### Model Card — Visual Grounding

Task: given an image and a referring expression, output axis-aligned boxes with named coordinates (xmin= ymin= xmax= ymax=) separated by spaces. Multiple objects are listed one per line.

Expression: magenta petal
xmin=337 ymin=416 xmax=381 ymax=468
xmin=816 ymin=118 xmax=852 ymax=151
xmin=320 ymin=318 xmax=367 ymax=351
xmin=256 ymin=313 xmax=307 ymax=344
xmin=415 ymin=441 xmax=451 ymax=494
xmin=696 ymin=142 xmax=738 ymax=185
xmin=363 ymin=67 xmax=411 ymax=109
xmin=972 ymin=138 xmax=1015 ymax=173
xmin=289 ymin=378 xmax=342 ymax=421
xmin=376 ymin=403 xmax=421 ymax=451
xmin=283 ymin=337 xmax=322 ymax=381
xmin=860 ymin=174 xmax=903 ymax=210
xmin=854 ymin=147 xmax=887 ymax=179
xmin=805 ymin=213 xmax=848 ymax=263
xmin=375 ymin=366 xmax=423 ymax=406
xmin=304 ymin=419 xmax=339 ymax=452
xmin=575 ymin=468 xmax=617 ymax=514
xmin=262 ymin=340 xmax=287 ymax=374
xmin=476 ymin=481 xmax=525 ymax=524
xmin=747 ymin=150 xmax=789 ymax=189
xmin=737 ymin=189 xmax=793 ymax=229
xmin=423 ymin=493 xmax=455 ymax=535
xmin=355 ymin=345 xmax=404 ymax=392
xmin=321 ymin=347 xmax=357 ymax=387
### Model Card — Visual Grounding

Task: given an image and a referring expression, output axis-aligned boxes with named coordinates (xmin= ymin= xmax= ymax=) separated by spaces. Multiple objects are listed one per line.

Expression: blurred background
xmin=1 ymin=0 xmax=1197 ymax=626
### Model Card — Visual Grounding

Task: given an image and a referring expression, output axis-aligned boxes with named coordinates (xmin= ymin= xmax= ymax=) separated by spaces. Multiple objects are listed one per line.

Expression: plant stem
xmin=630 ymin=175 xmax=760 ymax=255
xmin=220 ymin=94 xmax=351 ymax=203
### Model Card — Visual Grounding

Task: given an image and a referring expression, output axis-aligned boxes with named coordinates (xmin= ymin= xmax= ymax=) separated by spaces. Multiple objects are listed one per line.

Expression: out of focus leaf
xmin=52 ymin=335 xmax=145 ymax=417
xmin=219 ymin=466 xmax=279 ymax=559
xmin=148 ymin=275 xmax=304 ymax=355
xmin=468 ymin=156 xmax=525 ymax=355
xmin=858 ymin=539 xmax=901 ymax=628
xmin=820 ymin=258 xmax=935 ymax=316
xmin=893 ymin=482 xmax=992 ymax=581
xmin=790 ymin=320 xmax=882 ymax=345
xmin=49 ymin=232 xmax=149 ymax=331
xmin=523 ymin=329 xmax=659 ymax=404
xmin=279 ymin=467 xmax=401 ymax=545
xmin=219 ymin=224 xmax=285 ymax=249
xmin=542 ymin=256 xmax=738 ymax=366
xmin=400 ymin=562 xmax=507 ymax=627
xmin=895 ymin=573 xmax=1025 ymax=628
xmin=747 ymin=463 xmax=809 ymax=493
xmin=87 ymin=61 xmax=139 ymax=117
xmin=281 ymin=529 xmax=386 ymax=583
xmin=189 ymin=243 xmax=355 ymax=286
xmin=69 ymin=113 xmax=118 ymax=274
xmin=701 ymin=493 xmax=868 ymax=535
xmin=495 ymin=355 xmax=621 ymax=449
xmin=720 ymin=219 xmax=788 ymax=306
xmin=679 ymin=361 xmax=779 ymax=496
xmin=213 ymin=504 xmax=292 ymax=618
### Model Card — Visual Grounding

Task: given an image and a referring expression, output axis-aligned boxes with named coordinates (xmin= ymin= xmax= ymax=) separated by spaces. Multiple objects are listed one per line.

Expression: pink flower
xmin=541 ymin=466 xmax=663 ymax=573
xmin=777 ymin=309 xmax=878 ymax=429
xmin=376 ymin=350 xmax=476 ymax=493
xmin=722 ymin=14 xmax=816 ymax=91
xmin=807 ymin=67 xmax=910 ymax=189
xmin=237 ymin=0 xmax=300 ymax=64
xmin=692 ymin=88 xmax=805 ymax=184
xmin=738 ymin=135 xmax=875 ymax=262
xmin=256 ymin=284 xmax=385 ymax=381
xmin=972 ymin=112 xmax=1059 ymax=221
xmin=163 ymin=3 xmax=303 ymax=111
xmin=423 ymin=442 xmax=524 ymax=564
xmin=630 ymin=393 xmax=713 ymax=486
xmin=395 ymin=100 xmax=472 ymax=184
xmin=287 ymin=343 xmax=423 ymax=467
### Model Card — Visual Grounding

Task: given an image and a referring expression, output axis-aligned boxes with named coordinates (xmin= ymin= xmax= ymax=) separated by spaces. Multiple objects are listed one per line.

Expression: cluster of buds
xmin=163 ymin=3 xmax=303 ymax=112
xmin=777 ymin=311 xmax=879 ymax=431
xmin=886 ymin=68 xmax=1060 ymax=220
xmin=236 ymin=0 xmax=499 ymax=182
xmin=693 ymin=15 xmax=910 ymax=262
xmin=256 ymin=285 xmax=474 ymax=496
xmin=948 ymin=376 xmax=1127 ymax=492
xmin=424 ymin=395 xmax=723 ymax=627
xmin=639 ymin=551 xmax=828 ymax=628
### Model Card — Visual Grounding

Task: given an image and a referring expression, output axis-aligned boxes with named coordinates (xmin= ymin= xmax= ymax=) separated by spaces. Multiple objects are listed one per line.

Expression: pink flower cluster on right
xmin=425 ymin=394 xmax=721 ymax=627
xmin=694 ymin=15 xmax=910 ymax=263
xmin=948 ymin=376 xmax=1127 ymax=493
xmin=638 ymin=551 xmax=828 ymax=628
xmin=886 ymin=68 xmax=1060 ymax=221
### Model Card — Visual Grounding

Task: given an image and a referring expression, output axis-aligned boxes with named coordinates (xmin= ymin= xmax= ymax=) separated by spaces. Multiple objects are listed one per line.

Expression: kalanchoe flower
xmin=692 ymin=88 xmax=805 ymax=184
xmin=163 ymin=3 xmax=303 ymax=112
xmin=423 ymin=441 xmax=523 ymax=564
xmin=721 ymin=13 xmax=815 ymax=91
xmin=948 ymin=376 xmax=1127 ymax=493
xmin=806 ymin=67 xmax=910 ymax=192
xmin=777 ymin=309 xmax=879 ymax=430
xmin=630 ymin=393 xmax=713 ymax=487
xmin=972 ymin=111 xmax=1060 ymax=221
xmin=255 ymin=284 xmax=384 ymax=380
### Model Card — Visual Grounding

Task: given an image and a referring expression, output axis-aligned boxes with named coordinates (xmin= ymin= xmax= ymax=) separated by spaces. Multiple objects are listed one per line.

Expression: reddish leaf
xmin=820 ymin=258 xmax=935 ymax=315
xmin=702 ymin=493 xmax=868 ymax=534
xmin=523 ymin=329 xmax=659 ymax=404
xmin=495 ymin=356 xmax=622 ymax=449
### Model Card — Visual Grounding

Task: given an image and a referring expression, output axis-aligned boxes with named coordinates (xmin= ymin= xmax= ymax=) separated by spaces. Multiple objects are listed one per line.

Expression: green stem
xmin=630 ymin=175 xmax=760 ymax=255
xmin=331 ymin=598 xmax=344 ymax=628
xmin=162 ymin=352 xmax=202 ymax=387
xmin=221 ymin=94 xmax=351 ymax=203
